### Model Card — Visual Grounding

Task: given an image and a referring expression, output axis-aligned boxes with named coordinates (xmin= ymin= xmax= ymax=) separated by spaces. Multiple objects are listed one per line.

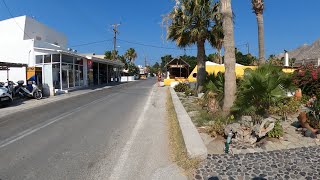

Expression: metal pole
xmin=98 ymin=63 xmax=100 ymax=85
xmin=59 ymin=53 xmax=63 ymax=91
xmin=107 ymin=64 xmax=109 ymax=84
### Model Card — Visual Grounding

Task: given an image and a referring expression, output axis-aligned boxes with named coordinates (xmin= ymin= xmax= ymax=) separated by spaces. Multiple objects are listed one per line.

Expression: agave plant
xmin=232 ymin=64 xmax=294 ymax=116
xmin=202 ymin=72 xmax=225 ymax=113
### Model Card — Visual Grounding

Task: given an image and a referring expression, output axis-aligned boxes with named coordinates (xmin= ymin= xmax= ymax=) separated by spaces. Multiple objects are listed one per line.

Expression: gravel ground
xmin=194 ymin=145 xmax=320 ymax=180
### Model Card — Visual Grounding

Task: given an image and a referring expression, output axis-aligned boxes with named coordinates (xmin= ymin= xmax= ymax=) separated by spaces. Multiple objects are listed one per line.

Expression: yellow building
xmin=164 ymin=61 xmax=296 ymax=86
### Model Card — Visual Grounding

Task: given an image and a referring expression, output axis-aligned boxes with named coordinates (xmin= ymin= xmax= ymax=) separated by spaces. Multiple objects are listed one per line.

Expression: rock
xmin=235 ymin=128 xmax=257 ymax=144
xmin=240 ymin=116 xmax=253 ymax=127
xmin=198 ymin=93 xmax=204 ymax=98
xmin=224 ymin=123 xmax=241 ymax=136
xmin=200 ymin=133 xmax=214 ymax=145
xmin=304 ymin=129 xmax=313 ymax=137
xmin=253 ymin=117 xmax=276 ymax=138
xmin=317 ymin=134 xmax=320 ymax=139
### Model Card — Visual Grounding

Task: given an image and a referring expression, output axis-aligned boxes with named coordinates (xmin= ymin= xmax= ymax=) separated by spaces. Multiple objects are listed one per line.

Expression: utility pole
xmin=144 ymin=56 xmax=147 ymax=68
xmin=112 ymin=23 xmax=121 ymax=60
xmin=246 ymin=43 xmax=250 ymax=54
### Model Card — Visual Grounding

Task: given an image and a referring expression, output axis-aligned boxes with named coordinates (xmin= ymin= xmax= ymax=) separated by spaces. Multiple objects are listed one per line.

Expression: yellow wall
xmin=163 ymin=65 xmax=296 ymax=85
xmin=188 ymin=65 xmax=296 ymax=82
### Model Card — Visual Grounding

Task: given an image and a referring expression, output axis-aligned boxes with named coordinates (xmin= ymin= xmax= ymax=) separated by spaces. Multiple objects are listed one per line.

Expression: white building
xmin=0 ymin=16 xmax=123 ymax=96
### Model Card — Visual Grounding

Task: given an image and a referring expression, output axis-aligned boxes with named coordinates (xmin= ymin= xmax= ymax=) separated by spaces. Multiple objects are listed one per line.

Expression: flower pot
xmin=294 ymin=88 xmax=302 ymax=100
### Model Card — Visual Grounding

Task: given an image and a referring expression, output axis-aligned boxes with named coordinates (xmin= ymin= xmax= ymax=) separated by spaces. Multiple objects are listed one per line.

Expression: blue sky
xmin=0 ymin=0 xmax=319 ymax=65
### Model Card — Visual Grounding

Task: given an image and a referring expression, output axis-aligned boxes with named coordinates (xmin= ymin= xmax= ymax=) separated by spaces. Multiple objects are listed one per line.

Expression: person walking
xmin=157 ymin=71 xmax=162 ymax=87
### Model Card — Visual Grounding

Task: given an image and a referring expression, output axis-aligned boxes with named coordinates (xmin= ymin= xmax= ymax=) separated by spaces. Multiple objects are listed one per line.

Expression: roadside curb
xmin=169 ymin=87 xmax=207 ymax=160
xmin=0 ymin=82 xmax=132 ymax=119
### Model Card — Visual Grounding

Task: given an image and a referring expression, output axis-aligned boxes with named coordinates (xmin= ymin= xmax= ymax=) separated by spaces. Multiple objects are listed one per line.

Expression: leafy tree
xmin=208 ymin=53 xmax=220 ymax=64
xmin=221 ymin=0 xmax=237 ymax=114
xmin=235 ymin=50 xmax=257 ymax=65
xmin=180 ymin=55 xmax=197 ymax=71
xmin=104 ymin=51 xmax=112 ymax=60
xmin=252 ymin=0 xmax=265 ymax=64
xmin=153 ymin=62 xmax=160 ymax=71
xmin=127 ymin=62 xmax=139 ymax=76
xmin=165 ymin=0 xmax=221 ymax=93
xmin=124 ymin=48 xmax=137 ymax=63
xmin=160 ymin=55 xmax=173 ymax=72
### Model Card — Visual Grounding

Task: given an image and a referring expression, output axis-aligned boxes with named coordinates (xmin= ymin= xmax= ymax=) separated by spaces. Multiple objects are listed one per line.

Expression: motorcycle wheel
xmin=33 ymin=91 xmax=42 ymax=100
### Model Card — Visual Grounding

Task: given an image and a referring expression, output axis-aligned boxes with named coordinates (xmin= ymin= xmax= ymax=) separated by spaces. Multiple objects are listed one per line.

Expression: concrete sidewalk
xmin=104 ymin=85 xmax=187 ymax=180
xmin=0 ymin=82 xmax=128 ymax=118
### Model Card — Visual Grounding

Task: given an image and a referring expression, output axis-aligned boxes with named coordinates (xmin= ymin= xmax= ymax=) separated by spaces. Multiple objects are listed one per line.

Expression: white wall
xmin=0 ymin=67 xmax=26 ymax=83
xmin=0 ymin=16 xmax=25 ymax=41
xmin=24 ymin=16 xmax=67 ymax=47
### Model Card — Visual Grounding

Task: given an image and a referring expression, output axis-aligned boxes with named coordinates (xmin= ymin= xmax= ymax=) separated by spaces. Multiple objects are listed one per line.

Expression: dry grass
xmin=166 ymin=89 xmax=200 ymax=177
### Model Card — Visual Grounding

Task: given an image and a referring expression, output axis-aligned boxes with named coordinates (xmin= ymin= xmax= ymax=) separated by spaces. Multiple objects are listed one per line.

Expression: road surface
xmin=0 ymin=79 xmax=185 ymax=180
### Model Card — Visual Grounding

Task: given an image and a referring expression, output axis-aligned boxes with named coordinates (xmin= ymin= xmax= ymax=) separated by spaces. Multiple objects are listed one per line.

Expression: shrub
xmin=307 ymin=99 xmax=320 ymax=129
xmin=174 ymin=83 xmax=190 ymax=92
xmin=184 ymin=88 xmax=196 ymax=97
xmin=292 ymin=64 xmax=320 ymax=96
xmin=267 ymin=121 xmax=284 ymax=138
xmin=232 ymin=64 xmax=294 ymax=117
xmin=206 ymin=114 xmax=235 ymax=137
xmin=268 ymin=97 xmax=302 ymax=119
xmin=195 ymin=110 xmax=214 ymax=127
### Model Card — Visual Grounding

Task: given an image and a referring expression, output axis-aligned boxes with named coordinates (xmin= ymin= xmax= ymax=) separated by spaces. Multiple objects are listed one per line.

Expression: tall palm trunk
xmin=218 ymin=48 xmax=222 ymax=64
xmin=256 ymin=13 xmax=265 ymax=64
xmin=196 ymin=40 xmax=206 ymax=94
xmin=221 ymin=0 xmax=236 ymax=114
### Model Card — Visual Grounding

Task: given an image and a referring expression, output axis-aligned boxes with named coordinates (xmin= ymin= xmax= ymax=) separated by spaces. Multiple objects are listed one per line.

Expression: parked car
xmin=0 ymin=82 xmax=13 ymax=107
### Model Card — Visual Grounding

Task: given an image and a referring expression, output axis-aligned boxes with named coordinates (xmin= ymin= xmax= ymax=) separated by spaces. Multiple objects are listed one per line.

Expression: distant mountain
xmin=278 ymin=39 xmax=320 ymax=61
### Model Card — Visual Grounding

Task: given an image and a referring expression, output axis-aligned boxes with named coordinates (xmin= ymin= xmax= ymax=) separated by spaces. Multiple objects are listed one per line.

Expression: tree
xmin=209 ymin=13 xmax=224 ymax=64
xmin=252 ymin=0 xmax=265 ymax=64
xmin=221 ymin=0 xmax=237 ymax=114
xmin=165 ymin=0 xmax=220 ymax=93
xmin=208 ymin=53 xmax=220 ymax=64
xmin=124 ymin=48 xmax=137 ymax=63
xmin=236 ymin=51 xmax=257 ymax=66
xmin=180 ymin=55 xmax=197 ymax=71
xmin=104 ymin=51 xmax=112 ymax=60
xmin=160 ymin=55 xmax=173 ymax=72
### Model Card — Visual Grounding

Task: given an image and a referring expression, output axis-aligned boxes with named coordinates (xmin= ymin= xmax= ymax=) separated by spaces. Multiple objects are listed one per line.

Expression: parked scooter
xmin=0 ymin=82 xmax=13 ymax=107
xmin=8 ymin=80 xmax=42 ymax=100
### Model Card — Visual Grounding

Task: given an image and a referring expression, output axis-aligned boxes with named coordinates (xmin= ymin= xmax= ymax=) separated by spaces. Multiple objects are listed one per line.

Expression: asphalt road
xmin=0 ymin=79 xmax=183 ymax=180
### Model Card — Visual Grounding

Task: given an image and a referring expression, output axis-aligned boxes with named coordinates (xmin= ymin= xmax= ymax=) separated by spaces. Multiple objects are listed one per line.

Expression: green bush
xmin=232 ymin=64 xmax=294 ymax=117
xmin=174 ymin=83 xmax=190 ymax=92
xmin=267 ymin=121 xmax=284 ymax=138
xmin=207 ymin=114 xmax=235 ymax=137
xmin=195 ymin=110 xmax=214 ymax=127
xmin=184 ymin=88 xmax=195 ymax=97
xmin=268 ymin=97 xmax=302 ymax=119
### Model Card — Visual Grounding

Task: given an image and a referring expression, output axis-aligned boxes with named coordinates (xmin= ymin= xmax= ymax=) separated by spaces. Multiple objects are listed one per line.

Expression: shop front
xmin=33 ymin=50 xmax=123 ymax=96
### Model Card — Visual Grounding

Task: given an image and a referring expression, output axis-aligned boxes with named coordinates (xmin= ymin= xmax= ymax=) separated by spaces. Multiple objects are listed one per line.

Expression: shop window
xmin=35 ymin=55 xmax=43 ymax=64
xmin=44 ymin=55 xmax=51 ymax=63
xmin=52 ymin=54 xmax=60 ymax=62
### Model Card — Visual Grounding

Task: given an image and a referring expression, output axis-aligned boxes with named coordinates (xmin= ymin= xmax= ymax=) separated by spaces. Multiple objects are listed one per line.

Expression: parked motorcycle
xmin=0 ymin=82 xmax=13 ymax=107
xmin=8 ymin=80 xmax=42 ymax=100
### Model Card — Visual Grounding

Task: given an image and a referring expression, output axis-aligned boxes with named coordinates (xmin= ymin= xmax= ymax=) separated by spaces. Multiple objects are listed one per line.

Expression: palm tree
xmin=221 ymin=0 xmax=236 ymax=114
xmin=166 ymin=0 xmax=220 ymax=93
xmin=252 ymin=0 xmax=265 ymax=64
xmin=209 ymin=14 xmax=224 ymax=64
xmin=104 ymin=51 xmax=112 ymax=60
xmin=124 ymin=48 xmax=137 ymax=63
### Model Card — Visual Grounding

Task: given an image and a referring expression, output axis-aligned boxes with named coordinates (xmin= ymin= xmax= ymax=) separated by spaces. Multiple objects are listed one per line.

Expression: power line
xmin=1 ymin=0 xmax=31 ymax=39
xmin=70 ymin=39 xmax=113 ymax=47
xmin=117 ymin=38 xmax=195 ymax=50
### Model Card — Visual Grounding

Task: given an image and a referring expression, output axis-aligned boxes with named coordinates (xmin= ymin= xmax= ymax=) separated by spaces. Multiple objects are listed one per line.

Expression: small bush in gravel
xmin=267 ymin=120 xmax=284 ymax=138
xmin=174 ymin=83 xmax=190 ymax=92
